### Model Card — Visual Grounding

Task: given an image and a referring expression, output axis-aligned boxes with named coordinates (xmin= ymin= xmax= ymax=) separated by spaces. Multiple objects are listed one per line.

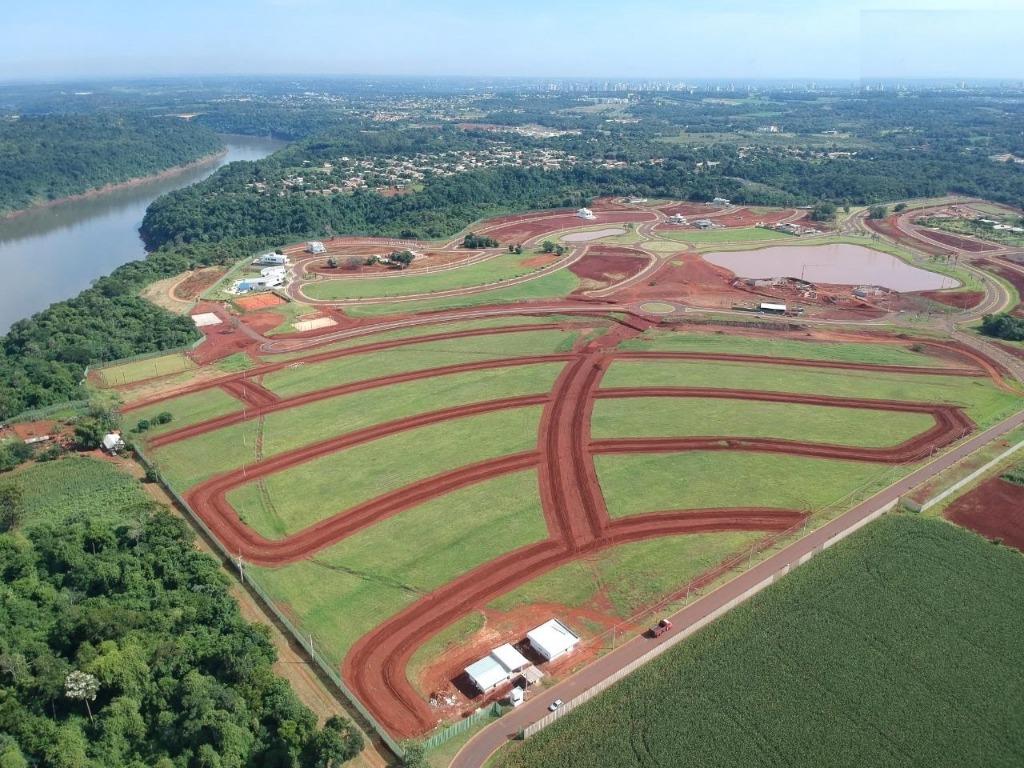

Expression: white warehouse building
xmin=527 ymin=619 xmax=580 ymax=662
xmin=465 ymin=644 xmax=530 ymax=693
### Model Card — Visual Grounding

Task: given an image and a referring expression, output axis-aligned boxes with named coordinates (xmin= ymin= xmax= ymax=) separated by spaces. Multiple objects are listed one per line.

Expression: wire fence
xmin=421 ymin=702 xmax=505 ymax=752
xmin=0 ymin=399 xmax=92 ymax=428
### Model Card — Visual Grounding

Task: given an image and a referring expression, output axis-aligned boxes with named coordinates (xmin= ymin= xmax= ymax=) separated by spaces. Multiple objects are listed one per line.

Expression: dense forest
xmin=0 ymin=457 xmax=362 ymax=767
xmin=0 ymin=115 xmax=223 ymax=215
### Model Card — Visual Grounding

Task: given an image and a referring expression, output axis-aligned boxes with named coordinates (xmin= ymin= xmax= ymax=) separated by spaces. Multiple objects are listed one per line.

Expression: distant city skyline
xmin=2 ymin=1 xmax=1022 ymax=82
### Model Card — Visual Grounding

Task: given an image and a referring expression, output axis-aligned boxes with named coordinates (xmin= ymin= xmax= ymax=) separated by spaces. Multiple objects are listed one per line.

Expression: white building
xmin=306 ymin=241 xmax=326 ymax=254
xmin=464 ymin=644 xmax=530 ymax=693
xmin=693 ymin=219 xmax=716 ymax=229
xmin=101 ymin=432 xmax=125 ymax=454
xmin=527 ymin=619 xmax=580 ymax=662
xmin=759 ymin=302 xmax=788 ymax=314
xmin=669 ymin=213 xmax=688 ymax=225
xmin=253 ymin=253 xmax=289 ymax=266
xmin=260 ymin=266 xmax=288 ymax=281
xmin=711 ymin=197 xmax=731 ymax=206
xmin=576 ymin=207 xmax=596 ymax=220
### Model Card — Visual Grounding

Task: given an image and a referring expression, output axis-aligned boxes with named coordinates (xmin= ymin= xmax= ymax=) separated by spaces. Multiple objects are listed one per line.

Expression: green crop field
xmin=596 ymin=452 xmax=892 ymax=519
xmin=489 ymin=531 xmax=764 ymax=620
xmin=127 ymin=388 xmax=242 ymax=436
xmin=656 ymin=226 xmax=791 ymax=244
xmin=227 ymin=406 xmax=543 ymax=538
xmin=592 ymin=397 xmax=935 ymax=447
xmin=341 ymin=268 xmax=579 ymax=318
xmin=249 ymin=471 xmax=548 ymax=666
xmin=618 ymin=330 xmax=944 ymax=367
xmin=3 ymin=456 xmax=151 ymax=529
xmin=262 ymin=328 xmax=575 ymax=398
xmin=150 ymin=363 xmax=563 ymax=492
xmin=601 ymin=359 xmax=1019 ymax=427
xmin=302 ymin=253 xmax=546 ymax=300
xmin=95 ymin=352 xmax=196 ymax=387
xmin=495 ymin=516 xmax=1024 ymax=768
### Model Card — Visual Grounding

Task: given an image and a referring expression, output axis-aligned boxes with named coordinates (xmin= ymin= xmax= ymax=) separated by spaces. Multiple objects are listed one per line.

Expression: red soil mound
xmin=918 ymin=228 xmax=998 ymax=252
xmin=917 ymin=290 xmax=985 ymax=309
xmin=945 ymin=476 xmax=1024 ymax=551
xmin=173 ymin=267 xmax=226 ymax=300
xmin=482 ymin=211 xmax=656 ymax=243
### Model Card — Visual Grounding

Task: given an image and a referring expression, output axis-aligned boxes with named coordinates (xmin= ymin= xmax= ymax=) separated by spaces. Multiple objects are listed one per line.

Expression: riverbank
xmin=1 ymin=148 xmax=229 ymax=221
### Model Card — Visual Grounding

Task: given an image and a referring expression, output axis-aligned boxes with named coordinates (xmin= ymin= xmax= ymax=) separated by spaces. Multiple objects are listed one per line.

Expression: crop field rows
xmin=121 ymin=309 xmax=1020 ymax=741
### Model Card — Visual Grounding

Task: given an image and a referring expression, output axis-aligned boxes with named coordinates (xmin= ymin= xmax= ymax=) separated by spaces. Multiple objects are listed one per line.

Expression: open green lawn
xmin=265 ymin=315 xmax=566 ymax=362
xmin=128 ymin=388 xmax=242 ymax=437
xmin=489 ymin=531 xmax=764 ymax=620
xmin=149 ymin=363 xmax=564 ymax=491
xmin=601 ymin=359 xmax=1019 ymax=427
xmin=495 ymin=515 xmax=1024 ymax=768
xmin=95 ymin=352 xmax=196 ymax=387
xmin=262 ymin=328 xmax=575 ymax=398
xmin=341 ymin=268 xmax=579 ymax=318
xmin=249 ymin=470 xmax=548 ymax=666
xmin=618 ymin=330 xmax=945 ymax=367
xmin=656 ymin=227 xmax=791 ymax=244
xmin=595 ymin=452 xmax=894 ymax=519
xmin=227 ymin=406 xmax=543 ymax=538
xmin=592 ymin=397 xmax=935 ymax=448
xmin=303 ymin=253 xmax=546 ymax=300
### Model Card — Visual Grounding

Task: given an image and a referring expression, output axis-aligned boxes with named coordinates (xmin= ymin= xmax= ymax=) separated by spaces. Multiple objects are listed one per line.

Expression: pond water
xmin=701 ymin=243 xmax=957 ymax=292
xmin=0 ymin=134 xmax=287 ymax=332
xmin=561 ymin=227 xmax=626 ymax=242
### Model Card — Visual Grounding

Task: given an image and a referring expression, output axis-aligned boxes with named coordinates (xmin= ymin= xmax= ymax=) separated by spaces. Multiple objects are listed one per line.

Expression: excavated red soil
xmin=945 ymin=476 xmax=1024 ymax=551
xmin=570 ymin=246 xmax=649 ymax=291
xmin=305 ymin=250 xmax=474 ymax=275
xmin=234 ymin=293 xmax=287 ymax=310
xmin=867 ymin=216 xmax=948 ymax=256
xmin=173 ymin=267 xmax=226 ymax=300
xmin=916 ymin=290 xmax=985 ymax=309
xmin=481 ymin=211 xmax=656 ymax=243
xmin=711 ymin=208 xmax=798 ymax=227
xmin=916 ymin=228 xmax=998 ymax=252
xmin=658 ymin=203 xmax=714 ymax=217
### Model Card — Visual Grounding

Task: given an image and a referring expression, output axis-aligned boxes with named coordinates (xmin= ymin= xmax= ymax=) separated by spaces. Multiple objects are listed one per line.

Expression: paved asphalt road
xmin=451 ymin=407 xmax=1024 ymax=768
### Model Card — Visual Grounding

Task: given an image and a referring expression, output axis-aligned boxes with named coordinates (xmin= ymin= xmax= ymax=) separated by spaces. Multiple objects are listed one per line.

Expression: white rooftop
xmin=491 ymin=643 xmax=529 ymax=672
xmin=527 ymin=619 xmax=580 ymax=660
xmin=465 ymin=656 xmax=506 ymax=692
xmin=760 ymin=303 xmax=787 ymax=311
xmin=101 ymin=433 xmax=123 ymax=451
xmin=191 ymin=312 xmax=222 ymax=327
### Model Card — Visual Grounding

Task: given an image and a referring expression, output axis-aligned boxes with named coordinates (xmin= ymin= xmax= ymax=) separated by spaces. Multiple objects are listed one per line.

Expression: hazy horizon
xmin=3 ymin=1 xmax=1022 ymax=82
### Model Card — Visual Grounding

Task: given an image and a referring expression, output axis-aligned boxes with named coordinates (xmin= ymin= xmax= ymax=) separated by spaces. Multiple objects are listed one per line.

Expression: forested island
xmin=0 ymin=114 xmax=223 ymax=216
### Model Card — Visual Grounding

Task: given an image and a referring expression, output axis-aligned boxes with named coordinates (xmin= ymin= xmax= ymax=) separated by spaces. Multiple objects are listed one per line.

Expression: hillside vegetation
xmin=0 ymin=457 xmax=362 ymax=767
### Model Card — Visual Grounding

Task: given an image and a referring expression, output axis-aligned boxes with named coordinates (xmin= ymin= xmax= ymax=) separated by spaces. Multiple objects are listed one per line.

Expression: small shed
xmin=576 ymin=207 xmax=596 ymax=220
xmin=465 ymin=656 xmax=508 ymax=693
xmin=306 ymin=241 xmax=326 ymax=254
xmin=527 ymin=619 xmax=580 ymax=662
xmin=759 ymin=302 xmax=787 ymax=314
xmin=102 ymin=432 xmax=125 ymax=454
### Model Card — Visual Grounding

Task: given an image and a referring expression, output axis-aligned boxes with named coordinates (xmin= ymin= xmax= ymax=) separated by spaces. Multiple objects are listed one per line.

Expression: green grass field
xmin=591 ymin=397 xmax=935 ymax=448
xmin=618 ymin=330 xmax=945 ymax=367
xmin=601 ymin=359 xmax=1018 ymax=427
xmin=249 ymin=471 xmax=548 ymax=666
xmin=489 ymin=531 xmax=764 ymax=620
xmin=227 ymin=406 xmax=544 ymax=538
xmin=262 ymin=328 xmax=575 ymax=398
xmin=656 ymin=226 xmax=791 ymax=244
xmin=303 ymin=253 xmax=545 ymax=300
xmin=127 ymin=388 xmax=243 ymax=437
xmin=95 ymin=352 xmax=196 ymax=387
xmin=264 ymin=315 xmax=566 ymax=362
xmin=150 ymin=363 xmax=564 ymax=491
xmin=341 ymin=268 xmax=579 ymax=318
xmin=495 ymin=515 xmax=1024 ymax=768
xmin=595 ymin=452 xmax=893 ymax=519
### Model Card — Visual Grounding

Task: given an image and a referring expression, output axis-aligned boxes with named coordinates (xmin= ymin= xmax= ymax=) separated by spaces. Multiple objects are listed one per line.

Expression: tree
xmin=980 ymin=313 xmax=1024 ymax=341
xmin=810 ymin=202 xmax=837 ymax=222
xmin=0 ymin=483 xmax=23 ymax=532
xmin=74 ymin=419 xmax=108 ymax=450
xmin=541 ymin=240 xmax=556 ymax=253
xmin=326 ymin=256 xmax=338 ymax=269
xmin=344 ymin=256 xmax=362 ymax=271
xmin=398 ymin=741 xmax=427 ymax=768
xmin=155 ymin=412 xmax=173 ymax=425
xmin=869 ymin=205 xmax=888 ymax=219
xmin=64 ymin=671 xmax=99 ymax=723
xmin=894 ymin=202 xmax=907 ymax=212
xmin=388 ymin=250 xmax=415 ymax=269
xmin=302 ymin=716 xmax=363 ymax=767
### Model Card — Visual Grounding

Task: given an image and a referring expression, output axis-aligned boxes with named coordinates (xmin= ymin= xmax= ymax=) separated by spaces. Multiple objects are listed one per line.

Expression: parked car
xmin=648 ymin=618 xmax=672 ymax=638
xmin=548 ymin=699 xmax=563 ymax=712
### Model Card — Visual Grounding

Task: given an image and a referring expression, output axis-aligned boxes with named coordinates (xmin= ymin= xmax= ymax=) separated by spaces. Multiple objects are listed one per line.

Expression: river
xmin=0 ymin=134 xmax=287 ymax=333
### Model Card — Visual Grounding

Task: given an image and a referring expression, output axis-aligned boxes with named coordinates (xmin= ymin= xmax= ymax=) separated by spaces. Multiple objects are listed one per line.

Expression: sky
xmin=1 ymin=0 xmax=1022 ymax=82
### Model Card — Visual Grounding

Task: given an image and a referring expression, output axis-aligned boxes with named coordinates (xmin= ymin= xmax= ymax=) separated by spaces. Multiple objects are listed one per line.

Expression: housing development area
xmin=1 ymin=15 xmax=1024 ymax=768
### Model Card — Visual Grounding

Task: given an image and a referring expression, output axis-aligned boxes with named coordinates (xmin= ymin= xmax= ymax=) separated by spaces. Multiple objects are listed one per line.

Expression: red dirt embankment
xmin=945 ymin=476 xmax=1024 ymax=551
xmin=916 ymin=290 xmax=984 ymax=309
xmin=570 ymin=246 xmax=650 ymax=292
xmin=867 ymin=215 xmax=948 ymax=256
xmin=481 ymin=211 xmax=656 ymax=243
xmin=916 ymin=228 xmax=998 ymax=253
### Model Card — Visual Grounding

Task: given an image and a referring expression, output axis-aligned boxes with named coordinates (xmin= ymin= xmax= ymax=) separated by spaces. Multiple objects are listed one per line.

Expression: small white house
xmin=669 ymin=213 xmax=688 ymax=225
xmin=576 ymin=207 xmax=596 ymax=220
xmin=306 ymin=241 xmax=326 ymax=254
xmin=260 ymin=266 xmax=288 ymax=281
xmin=465 ymin=643 xmax=531 ymax=693
xmin=693 ymin=219 xmax=716 ymax=229
xmin=711 ymin=197 xmax=731 ymax=206
xmin=253 ymin=252 xmax=289 ymax=266
xmin=102 ymin=432 xmax=125 ymax=454
xmin=527 ymin=619 xmax=580 ymax=662
xmin=759 ymin=302 xmax=788 ymax=314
